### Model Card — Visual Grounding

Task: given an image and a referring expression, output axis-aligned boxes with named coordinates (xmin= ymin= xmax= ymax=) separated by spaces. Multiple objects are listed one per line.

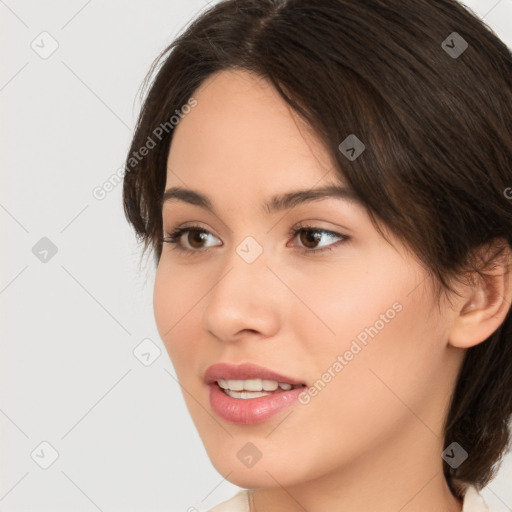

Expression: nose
xmin=201 ymin=241 xmax=283 ymax=344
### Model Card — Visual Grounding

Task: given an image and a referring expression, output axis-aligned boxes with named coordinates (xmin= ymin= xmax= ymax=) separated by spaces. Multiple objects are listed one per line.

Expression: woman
xmin=122 ymin=1 xmax=512 ymax=510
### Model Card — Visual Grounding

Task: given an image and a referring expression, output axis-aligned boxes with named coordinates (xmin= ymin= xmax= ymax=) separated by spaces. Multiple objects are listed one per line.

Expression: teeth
xmin=262 ymin=379 xmax=279 ymax=391
xmin=225 ymin=390 xmax=273 ymax=399
xmin=216 ymin=379 xmax=296 ymax=392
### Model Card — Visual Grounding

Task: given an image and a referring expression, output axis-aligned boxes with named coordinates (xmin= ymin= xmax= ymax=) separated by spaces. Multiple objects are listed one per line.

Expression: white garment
xmin=206 ymin=482 xmax=490 ymax=512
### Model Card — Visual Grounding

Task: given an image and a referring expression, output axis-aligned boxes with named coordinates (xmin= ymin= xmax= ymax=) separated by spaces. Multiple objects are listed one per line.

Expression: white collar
xmin=453 ymin=479 xmax=490 ymax=512
xmin=208 ymin=483 xmax=491 ymax=512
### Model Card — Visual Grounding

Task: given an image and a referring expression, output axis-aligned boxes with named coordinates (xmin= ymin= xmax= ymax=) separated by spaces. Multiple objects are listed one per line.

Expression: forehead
xmin=165 ymin=69 xmax=341 ymax=196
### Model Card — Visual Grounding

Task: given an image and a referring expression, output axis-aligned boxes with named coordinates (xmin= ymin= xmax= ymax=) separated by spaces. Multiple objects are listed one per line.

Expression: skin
xmin=153 ymin=69 xmax=512 ymax=512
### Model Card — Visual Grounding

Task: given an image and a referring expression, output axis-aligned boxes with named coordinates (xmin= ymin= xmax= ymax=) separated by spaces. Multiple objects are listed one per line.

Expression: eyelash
xmin=160 ymin=223 xmax=350 ymax=256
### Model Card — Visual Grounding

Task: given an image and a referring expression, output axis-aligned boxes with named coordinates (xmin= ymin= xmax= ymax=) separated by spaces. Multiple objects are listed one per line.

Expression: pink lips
xmin=205 ymin=362 xmax=306 ymax=425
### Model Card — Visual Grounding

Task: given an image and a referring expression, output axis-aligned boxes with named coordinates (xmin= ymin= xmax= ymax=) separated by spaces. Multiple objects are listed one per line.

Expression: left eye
xmin=161 ymin=225 xmax=349 ymax=254
xmin=291 ymin=226 xmax=348 ymax=251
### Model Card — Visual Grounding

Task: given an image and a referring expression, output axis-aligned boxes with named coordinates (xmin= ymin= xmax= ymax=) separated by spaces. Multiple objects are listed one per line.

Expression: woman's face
xmin=154 ymin=69 xmax=463 ymax=488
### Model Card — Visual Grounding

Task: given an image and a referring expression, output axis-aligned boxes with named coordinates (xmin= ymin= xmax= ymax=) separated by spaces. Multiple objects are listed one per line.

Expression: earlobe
xmin=448 ymin=244 xmax=512 ymax=349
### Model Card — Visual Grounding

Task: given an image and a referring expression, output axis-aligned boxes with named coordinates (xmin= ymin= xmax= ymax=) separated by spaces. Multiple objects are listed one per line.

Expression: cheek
xmin=305 ymin=275 xmax=444 ymax=437
xmin=292 ymin=255 xmax=442 ymax=420
xmin=280 ymin=253 xmax=412 ymax=358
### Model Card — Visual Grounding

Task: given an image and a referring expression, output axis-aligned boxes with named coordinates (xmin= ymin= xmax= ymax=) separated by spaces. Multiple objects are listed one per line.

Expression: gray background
xmin=1 ymin=1 xmax=511 ymax=511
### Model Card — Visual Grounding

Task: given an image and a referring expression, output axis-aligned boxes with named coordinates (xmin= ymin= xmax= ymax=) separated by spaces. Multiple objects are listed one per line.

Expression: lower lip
xmin=208 ymin=383 xmax=305 ymax=425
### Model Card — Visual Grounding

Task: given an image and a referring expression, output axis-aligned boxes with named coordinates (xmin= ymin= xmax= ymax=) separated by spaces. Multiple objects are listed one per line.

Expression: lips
xmin=204 ymin=362 xmax=307 ymax=425
xmin=204 ymin=362 xmax=305 ymax=387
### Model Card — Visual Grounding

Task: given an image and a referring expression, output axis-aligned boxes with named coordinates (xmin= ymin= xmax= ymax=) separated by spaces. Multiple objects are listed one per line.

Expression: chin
xmin=214 ymin=464 xmax=295 ymax=489
xmin=205 ymin=442 xmax=310 ymax=489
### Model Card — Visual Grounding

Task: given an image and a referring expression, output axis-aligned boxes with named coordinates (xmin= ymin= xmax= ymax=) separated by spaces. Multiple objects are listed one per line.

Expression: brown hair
xmin=122 ymin=0 xmax=512 ymax=496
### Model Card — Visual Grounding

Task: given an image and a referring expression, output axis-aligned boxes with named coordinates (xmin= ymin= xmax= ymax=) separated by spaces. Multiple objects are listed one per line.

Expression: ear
xmin=448 ymin=239 xmax=512 ymax=349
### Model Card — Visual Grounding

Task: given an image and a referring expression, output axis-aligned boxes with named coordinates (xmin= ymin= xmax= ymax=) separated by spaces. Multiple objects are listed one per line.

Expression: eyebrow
xmin=161 ymin=184 xmax=362 ymax=215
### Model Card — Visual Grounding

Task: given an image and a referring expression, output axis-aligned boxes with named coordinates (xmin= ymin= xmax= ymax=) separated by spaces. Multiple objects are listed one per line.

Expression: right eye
xmin=161 ymin=226 xmax=222 ymax=253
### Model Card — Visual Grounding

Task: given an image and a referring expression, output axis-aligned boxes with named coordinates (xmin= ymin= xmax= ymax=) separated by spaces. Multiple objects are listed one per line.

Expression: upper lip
xmin=204 ymin=362 xmax=305 ymax=386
